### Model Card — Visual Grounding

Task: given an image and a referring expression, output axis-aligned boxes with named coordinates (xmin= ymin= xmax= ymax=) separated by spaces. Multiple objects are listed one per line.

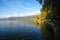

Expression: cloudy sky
xmin=0 ymin=0 xmax=42 ymax=18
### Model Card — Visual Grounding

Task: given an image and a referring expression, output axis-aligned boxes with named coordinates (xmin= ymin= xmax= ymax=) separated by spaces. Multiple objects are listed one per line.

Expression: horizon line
xmin=0 ymin=12 xmax=41 ymax=19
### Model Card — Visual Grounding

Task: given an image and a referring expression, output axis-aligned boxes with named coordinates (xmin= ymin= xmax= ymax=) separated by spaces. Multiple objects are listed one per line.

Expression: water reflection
xmin=0 ymin=20 xmax=44 ymax=40
xmin=39 ymin=22 xmax=54 ymax=40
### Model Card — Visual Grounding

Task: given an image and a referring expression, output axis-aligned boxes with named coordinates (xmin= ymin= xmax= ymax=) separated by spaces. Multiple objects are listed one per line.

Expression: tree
xmin=37 ymin=0 xmax=60 ymax=20
xmin=37 ymin=0 xmax=60 ymax=40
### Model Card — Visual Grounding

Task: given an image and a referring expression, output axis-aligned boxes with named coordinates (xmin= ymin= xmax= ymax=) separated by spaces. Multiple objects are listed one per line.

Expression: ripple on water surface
xmin=0 ymin=20 xmax=44 ymax=40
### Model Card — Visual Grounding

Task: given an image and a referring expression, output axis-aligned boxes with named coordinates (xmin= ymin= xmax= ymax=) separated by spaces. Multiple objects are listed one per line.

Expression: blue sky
xmin=0 ymin=0 xmax=42 ymax=18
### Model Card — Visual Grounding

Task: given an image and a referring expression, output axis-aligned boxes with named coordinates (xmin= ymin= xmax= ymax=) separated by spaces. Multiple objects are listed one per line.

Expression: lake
xmin=0 ymin=20 xmax=45 ymax=40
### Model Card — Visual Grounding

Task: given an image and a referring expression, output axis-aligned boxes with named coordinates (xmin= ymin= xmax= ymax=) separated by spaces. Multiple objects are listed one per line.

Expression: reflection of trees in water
xmin=39 ymin=22 xmax=54 ymax=40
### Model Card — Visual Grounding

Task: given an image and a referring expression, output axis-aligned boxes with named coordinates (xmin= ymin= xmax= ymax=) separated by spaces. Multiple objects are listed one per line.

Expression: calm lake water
xmin=0 ymin=20 xmax=44 ymax=40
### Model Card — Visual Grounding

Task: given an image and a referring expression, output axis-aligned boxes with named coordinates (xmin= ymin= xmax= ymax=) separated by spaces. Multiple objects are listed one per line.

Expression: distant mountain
xmin=0 ymin=15 xmax=35 ymax=20
xmin=0 ymin=15 xmax=36 ymax=25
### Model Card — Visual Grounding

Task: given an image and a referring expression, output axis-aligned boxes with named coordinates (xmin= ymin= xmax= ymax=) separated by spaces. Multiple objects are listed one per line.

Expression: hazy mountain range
xmin=0 ymin=15 xmax=36 ymax=25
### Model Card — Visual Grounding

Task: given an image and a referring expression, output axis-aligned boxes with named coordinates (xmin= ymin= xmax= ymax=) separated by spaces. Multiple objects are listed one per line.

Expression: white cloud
xmin=0 ymin=11 xmax=41 ymax=19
